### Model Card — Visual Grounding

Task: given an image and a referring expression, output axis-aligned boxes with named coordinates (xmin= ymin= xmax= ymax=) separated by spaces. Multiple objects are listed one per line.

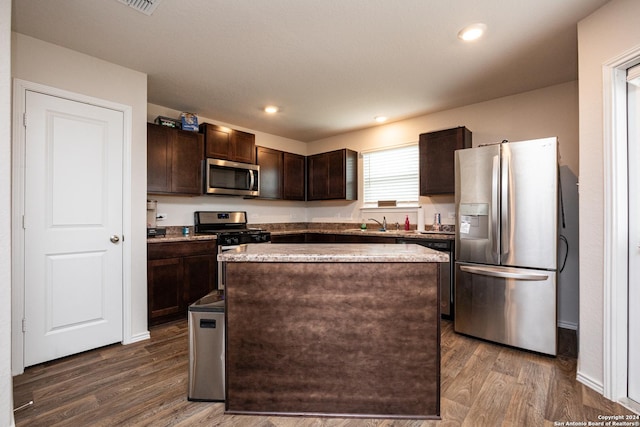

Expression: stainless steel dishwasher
xmin=188 ymin=290 xmax=225 ymax=401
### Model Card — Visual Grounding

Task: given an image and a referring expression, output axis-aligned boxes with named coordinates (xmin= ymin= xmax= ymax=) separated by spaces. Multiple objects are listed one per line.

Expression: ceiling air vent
xmin=117 ymin=0 xmax=163 ymax=16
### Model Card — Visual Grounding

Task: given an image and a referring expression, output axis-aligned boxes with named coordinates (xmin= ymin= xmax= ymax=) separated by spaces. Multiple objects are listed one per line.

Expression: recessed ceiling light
xmin=375 ymin=116 xmax=388 ymax=123
xmin=458 ymin=23 xmax=487 ymax=42
xmin=264 ymin=106 xmax=279 ymax=114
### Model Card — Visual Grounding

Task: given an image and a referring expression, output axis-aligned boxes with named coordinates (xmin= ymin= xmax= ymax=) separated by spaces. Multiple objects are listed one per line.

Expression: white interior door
xmin=23 ymin=90 xmax=124 ymax=367
xmin=627 ymin=67 xmax=640 ymax=405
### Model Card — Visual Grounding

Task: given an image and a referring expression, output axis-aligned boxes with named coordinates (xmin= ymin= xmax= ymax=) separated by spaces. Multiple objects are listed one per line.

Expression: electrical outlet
xmin=156 ymin=213 xmax=167 ymax=221
xmin=448 ymin=212 xmax=456 ymax=219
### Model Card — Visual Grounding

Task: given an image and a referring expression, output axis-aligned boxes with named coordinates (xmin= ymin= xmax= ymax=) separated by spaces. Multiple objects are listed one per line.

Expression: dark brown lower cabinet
xmin=147 ymin=240 xmax=217 ymax=326
xmin=270 ymin=233 xmax=306 ymax=243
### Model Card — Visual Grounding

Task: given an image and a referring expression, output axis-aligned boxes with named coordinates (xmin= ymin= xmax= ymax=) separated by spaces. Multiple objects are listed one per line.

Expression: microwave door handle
xmin=249 ymin=169 xmax=256 ymax=190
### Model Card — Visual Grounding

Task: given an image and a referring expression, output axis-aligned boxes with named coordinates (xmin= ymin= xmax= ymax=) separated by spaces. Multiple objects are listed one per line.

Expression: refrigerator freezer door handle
xmin=460 ymin=265 xmax=549 ymax=281
xmin=491 ymin=155 xmax=500 ymax=261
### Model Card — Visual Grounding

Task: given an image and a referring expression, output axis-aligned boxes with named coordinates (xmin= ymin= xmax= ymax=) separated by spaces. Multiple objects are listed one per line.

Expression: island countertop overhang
xmin=217 ymin=242 xmax=449 ymax=263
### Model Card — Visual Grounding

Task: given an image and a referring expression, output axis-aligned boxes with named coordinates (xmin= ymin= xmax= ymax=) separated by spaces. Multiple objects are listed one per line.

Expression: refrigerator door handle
xmin=501 ymin=149 xmax=510 ymax=259
xmin=460 ymin=264 xmax=549 ymax=281
xmin=491 ymin=155 xmax=500 ymax=261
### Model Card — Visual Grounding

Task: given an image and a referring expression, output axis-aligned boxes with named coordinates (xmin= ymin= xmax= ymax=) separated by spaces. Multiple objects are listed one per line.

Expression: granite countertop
xmin=147 ymin=224 xmax=455 ymax=243
xmin=270 ymin=228 xmax=455 ymax=240
xmin=217 ymin=243 xmax=449 ymax=263
xmin=147 ymin=234 xmax=217 ymax=243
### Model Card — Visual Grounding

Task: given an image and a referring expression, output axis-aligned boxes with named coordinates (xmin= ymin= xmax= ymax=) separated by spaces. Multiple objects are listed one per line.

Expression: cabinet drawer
xmin=148 ymin=240 xmax=217 ymax=260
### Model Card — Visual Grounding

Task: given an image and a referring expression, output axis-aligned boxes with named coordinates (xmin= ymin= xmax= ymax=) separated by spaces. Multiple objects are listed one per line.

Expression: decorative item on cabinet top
xmin=180 ymin=112 xmax=199 ymax=131
xmin=154 ymin=115 xmax=181 ymax=129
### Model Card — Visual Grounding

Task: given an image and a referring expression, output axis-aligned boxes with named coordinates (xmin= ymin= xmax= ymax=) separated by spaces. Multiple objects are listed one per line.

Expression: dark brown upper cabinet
xmin=256 ymin=147 xmax=306 ymax=201
xmin=199 ymin=122 xmax=256 ymax=164
xmin=147 ymin=123 xmax=204 ymax=195
xmin=419 ymin=126 xmax=472 ymax=195
xmin=283 ymin=152 xmax=306 ymax=201
xmin=307 ymin=149 xmax=357 ymax=201
xmin=256 ymin=146 xmax=283 ymax=199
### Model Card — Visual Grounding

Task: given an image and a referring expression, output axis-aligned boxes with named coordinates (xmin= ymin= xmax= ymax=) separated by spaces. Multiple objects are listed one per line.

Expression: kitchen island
xmin=218 ymin=243 xmax=447 ymax=420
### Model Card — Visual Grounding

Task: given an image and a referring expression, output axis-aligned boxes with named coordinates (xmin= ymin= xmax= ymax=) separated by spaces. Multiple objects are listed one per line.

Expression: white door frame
xmin=11 ymin=79 xmax=134 ymax=375
xmin=602 ymin=46 xmax=640 ymax=413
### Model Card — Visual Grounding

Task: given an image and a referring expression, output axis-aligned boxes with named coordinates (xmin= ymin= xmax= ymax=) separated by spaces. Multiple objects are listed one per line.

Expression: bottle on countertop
xmin=404 ymin=215 xmax=410 ymax=231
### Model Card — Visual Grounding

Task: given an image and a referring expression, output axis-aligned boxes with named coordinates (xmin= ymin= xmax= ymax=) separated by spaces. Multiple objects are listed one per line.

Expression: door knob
xmin=110 ymin=235 xmax=120 ymax=244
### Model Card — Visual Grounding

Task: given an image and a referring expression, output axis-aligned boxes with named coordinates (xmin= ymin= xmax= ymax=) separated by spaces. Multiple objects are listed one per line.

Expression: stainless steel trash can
xmin=187 ymin=291 xmax=225 ymax=401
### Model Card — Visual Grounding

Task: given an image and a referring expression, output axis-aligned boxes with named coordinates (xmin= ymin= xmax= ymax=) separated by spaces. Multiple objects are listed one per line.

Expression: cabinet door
xmin=283 ymin=152 xmax=306 ymax=200
xmin=183 ymin=254 xmax=217 ymax=305
xmin=420 ymin=126 xmax=472 ymax=195
xmin=256 ymin=146 xmax=283 ymax=199
xmin=201 ymin=123 xmax=232 ymax=159
xmin=147 ymin=123 xmax=172 ymax=193
xmin=307 ymin=149 xmax=357 ymax=201
xmin=334 ymin=234 xmax=396 ymax=243
xmin=307 ymin=152 xmax=329 ymax=200
xmin=305 ymin=233 xmax=336 ymax=243
xmin=232 ymin=130 xmax=256 ymax=164
xmin=147 ymin=257 xmax=183 ymax=325
xmin=171 ymin=130 xmax=204 ymax=194
xmin=271 ymin=233 xmax=306 ymax=243
xmin=326 ymin=150 xmax=346 ymax=199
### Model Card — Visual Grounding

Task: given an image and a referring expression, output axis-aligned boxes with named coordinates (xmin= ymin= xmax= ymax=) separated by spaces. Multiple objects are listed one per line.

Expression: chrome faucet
xmin=368 ymin=216 xmax=387 ymax=231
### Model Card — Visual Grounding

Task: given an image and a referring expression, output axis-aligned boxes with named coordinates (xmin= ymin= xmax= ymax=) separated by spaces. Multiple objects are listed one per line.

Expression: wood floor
xmin=13 ymin=320 xmax=634 ymax=427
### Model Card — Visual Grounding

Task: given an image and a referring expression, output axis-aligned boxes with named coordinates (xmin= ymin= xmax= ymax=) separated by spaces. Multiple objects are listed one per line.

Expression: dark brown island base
xmin=218 ymin=243 xmax=448 ymax=420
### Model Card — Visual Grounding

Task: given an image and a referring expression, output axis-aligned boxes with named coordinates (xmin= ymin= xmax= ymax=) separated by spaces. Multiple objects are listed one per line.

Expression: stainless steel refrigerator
xmin=454 ymin=137 xmax=558 ymax=355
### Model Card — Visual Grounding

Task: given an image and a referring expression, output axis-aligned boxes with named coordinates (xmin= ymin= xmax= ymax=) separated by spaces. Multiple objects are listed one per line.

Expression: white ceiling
xmin=11 ymin=0 xmax=609 ymax=142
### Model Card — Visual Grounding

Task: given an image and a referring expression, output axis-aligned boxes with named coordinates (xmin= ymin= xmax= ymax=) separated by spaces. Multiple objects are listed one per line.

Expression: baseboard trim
xmin=618 ymin=398 xmax=640 ymax=415
xmin=577 ymin=371 xmax=605 ymax=395
xmin=124 ymin=331 xmax=150 ymax=345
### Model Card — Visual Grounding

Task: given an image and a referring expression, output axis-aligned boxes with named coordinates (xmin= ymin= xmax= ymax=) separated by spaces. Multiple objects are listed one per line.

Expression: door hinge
xmin=22 ymin=318 xmax=26 ymax=332
xmin=23 ymin=112 xmax=27 ymax=128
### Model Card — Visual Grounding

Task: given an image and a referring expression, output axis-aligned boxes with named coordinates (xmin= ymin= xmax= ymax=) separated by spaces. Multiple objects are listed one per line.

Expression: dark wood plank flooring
xmin=13 ymin=320 xmax=634 ymax=426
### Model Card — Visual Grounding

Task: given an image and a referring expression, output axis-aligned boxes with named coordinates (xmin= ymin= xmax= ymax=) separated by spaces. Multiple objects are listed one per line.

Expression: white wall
xmin=11 ymin=33 xmax=149 ymax=345
xmin=1 ymin=3 xmax=14 ymax=427
xmin=577 ymin=0 xmax=640 ymax=393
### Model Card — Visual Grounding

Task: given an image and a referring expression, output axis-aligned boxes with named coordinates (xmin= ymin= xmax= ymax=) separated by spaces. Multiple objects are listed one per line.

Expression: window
xmin=362 ymin=144 xmax=419 ymax=206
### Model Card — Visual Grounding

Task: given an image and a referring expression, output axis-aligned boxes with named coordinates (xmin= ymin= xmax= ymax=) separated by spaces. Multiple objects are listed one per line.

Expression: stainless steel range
xmin=194 ymin=211 xmax=271 ymax=288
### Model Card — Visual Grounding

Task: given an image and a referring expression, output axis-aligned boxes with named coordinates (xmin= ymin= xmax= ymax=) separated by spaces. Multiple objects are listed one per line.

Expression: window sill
xmin=360 ymin=205 xmax=421 ymax=211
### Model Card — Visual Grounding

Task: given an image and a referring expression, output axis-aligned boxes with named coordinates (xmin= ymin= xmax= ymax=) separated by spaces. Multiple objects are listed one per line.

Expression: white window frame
xmin=361 ymin=143 xmax=419 ymax=208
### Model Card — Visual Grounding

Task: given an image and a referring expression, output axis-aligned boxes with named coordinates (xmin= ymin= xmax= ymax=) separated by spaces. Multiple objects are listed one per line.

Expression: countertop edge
xmin=217 ymin=243 xmax=449 ymax=263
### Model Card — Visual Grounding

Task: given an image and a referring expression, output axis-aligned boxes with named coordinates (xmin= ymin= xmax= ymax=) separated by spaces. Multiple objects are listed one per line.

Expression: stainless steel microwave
xmin=204 ymin=158 xmax=260 ymax=197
